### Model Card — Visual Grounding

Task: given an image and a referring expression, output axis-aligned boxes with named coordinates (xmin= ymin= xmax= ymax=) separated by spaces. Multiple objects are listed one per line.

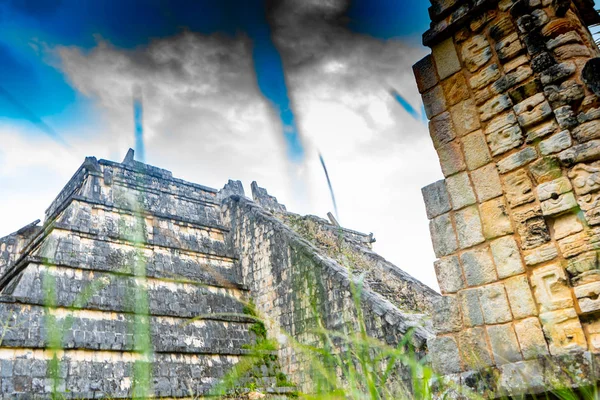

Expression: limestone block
xmin=508 ymin=78 xmax=542 ymax=104
xmin=490 ymin=236 xmax=525 ymax=278
xmin=558 ymin=229 xmax=600 ymax=258
xmin=422 ymin=180 xmax=452 ymax=219
xmin=544 ymin=80 xmax=585 ymax=107
xmin=470 ymin=9 xmax=497 ymax=32
xmin=572 ymin=120 xmax=600 ymax=143
xmin=514 ymin=317 xmax=549 ymax=359
xmin=513 ymin=204 xmax=551 ymax=249
xmin=504 ymin=55 xmax=529 ymax=74
xmin=428 ymin=336 xmax=462 ymax=374
xmin=480 ymin=197 xmax=514 ymax=239
xmin=479 ymin=283 xmax=513 ymax=324
xmin=558 ymin=140 xmax=600 ymax=167
xmin=471 ymin=163 xmax=503 ymax=202
xmin=461 ymin=247 xmax=498 ymax=286
xmin=486 ymin=111 xmax=517 ymax=134
xmin=540 ymin=62 xmax=576 ymax=85
xmin=555 ymin=106 xmax=578 ymax=130
xmin=539 ymin=308 xmax=587 ymax=355
xmin=474 ymin=86 xmax=493 ymax=105
xmin=487 ymin=324 xmax=523 ymax=365
xmin=531 ymin=52 xmax=556 ymax=74
xmin=497 ymin=147 xmax=538 ymax=174
xmin=513 ymin=93 xmax=552 ymax=129
xmin=577 ymin=192 xmax=600 ymax=226
xmin=446 ymin=172 xmax=476 ymax=210
xmin=540 ymin=191 xmax=577 ymax=216
xmin=459 ymin=288 xmax=484 ymax=327
xmin=496 ymin=32 xmax=524 ymax=61
xmin=460 ymin=35 xmax=493 ymax=72
xmin=488 ymin=16 xmax=516 ymax=41
xmin=430 ymin=213 xmax=458 ymax=257
xmin=423 ymin=85 xmax=447 ymax=119
xmin=524 ymin=31 xmax=546 ymax=56
xmin=505 ymin=275 xmax=538 ymax=318
xmin=516 ymin=9 xmax=548 ymax=33
xmin=575 ymin=281 xmax=600 ymax=313
xmin=546 ymin=31 xmax=583 ymax=50
xmin=437 ymin=141 xmax=466 ymax=177
xmin=450 ymin=99 xmax=481 ymax=137
xmin=551 ymin=212 xmax=584 ymax=240
xmin=462 ymin=130 xmax=492 ymax=170
xmin=529 ymin=157 xmax=562 ymax=184
xmin=480 ymin=94 xmax=513 ymax=122
xmin=523 ymin=242 xmax=558 ymax=265
xmin=433 ymin=296 xmax=463 ymax=333
xmin=458 ymin=327 xmax=493 ymax=369
xmin=536 ymin=177 xmax=572 ymax=201
xmin=555 ymin=44 xmax=590 ymax=60
xmin=469 ymin=64 xmax=501 ymax=90
xmin=584 ymin=319 xmax=600 ymax=351
xmin=565 ymin=251 xmax=598 ymax=280
xmin=429 ymin=111 xmax=456 ymax=148
xmin=455 ymin=206 xmax=485 ymax=249
xmin=578 ymin=107 xmax=600 ymax=123
xmin=568 ymin=162 xmax=600 ymax=195
xmin=487 ymin=125 xmax=524 ymax=156
xmin=492 ymin=66 xmax=533 ymax=95
xmin=539 ymin=130 xmax=572 ymax=155
xmin=498 ymin=359 xmax=546 ymax=396
xmin=503 ymin=169 xmax=535 ymax=208
xmin=442 ymin=72 xmax=470 ymax=106
xmin=433 ymin=38 xmax=462 ymax=80
xmin=531 ymin=264 xmax=574 ymax=312
xmin=525 ymin=120 xmax=558 ymax=143
xmin=541 ymin=17 xmax=575 ymax=37
xmin=435 ymin=255 xmax=465 ymax=293
xmin=413 ymin=55 xmax=439 ymax=94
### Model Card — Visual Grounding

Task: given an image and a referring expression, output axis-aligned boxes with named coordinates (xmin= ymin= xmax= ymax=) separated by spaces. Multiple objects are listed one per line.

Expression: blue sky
xmin=0 ymin=0 xmax=430 ymax=146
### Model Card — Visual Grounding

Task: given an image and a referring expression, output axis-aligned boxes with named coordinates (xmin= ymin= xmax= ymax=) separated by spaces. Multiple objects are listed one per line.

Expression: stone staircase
xmin=0 ymin=153 xmax=294 ymax=398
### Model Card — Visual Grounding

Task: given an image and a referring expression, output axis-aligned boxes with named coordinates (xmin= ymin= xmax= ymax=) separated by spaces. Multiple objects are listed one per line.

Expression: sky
xmin=0 ymin=0 xmax=443 ymax=290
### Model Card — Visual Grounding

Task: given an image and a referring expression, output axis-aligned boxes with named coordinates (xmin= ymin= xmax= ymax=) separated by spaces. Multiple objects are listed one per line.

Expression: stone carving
xmin=540 ymin=309 xmax=587 ymax=355
xmin=503 ymin=169 xmax=535 ymax=207
xmin=531 ymin=264 xmax=574 ymax=312
xmin=461 ymin=35 xmax=493 ymax=72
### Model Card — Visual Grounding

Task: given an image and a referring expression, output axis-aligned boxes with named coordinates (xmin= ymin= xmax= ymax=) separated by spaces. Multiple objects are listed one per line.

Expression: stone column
xmin=415 ymin=0 xmax=600 ymax=392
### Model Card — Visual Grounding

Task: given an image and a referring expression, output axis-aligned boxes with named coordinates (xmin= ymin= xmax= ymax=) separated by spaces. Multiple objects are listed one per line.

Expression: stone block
xmin=429 ymin=213 xmax=458 ymax=257
xmin=558 ymin=229 xmax=600 ymax=258
xmin=565 ymin=251 xmax=598 ymax=281
xmin=577 ymin=192 xmax=600 ymax=226
xmin=446 ymin=172 xmax=476 ymax=210
xmin=498 ymin=359 xmax=546 ymax=396
xmin=555 ymin=44 xmax=590 ymax=60
xmin=536 ymin=176 xmax=572 ymax=201
xmin=572 ymin=120 xmax=600 ymax=143
xmin=480 ymin=94 xmax=513 ymax=122
xmin=578 ymin=106 xmax=600 ymax=124
xmin=460 ymin=35 xmax=493 ymax=72
xmin=487 ymin=124 xmax=524 ymax=156
xmin=433 ymin=38 xmax=462 ymax=80
xmin=497 ymin=147 xmax=538 ymax=174
xmin=559 ymin=140 xmax=600 ymax=167
xmin=428 ymin=336 xmax=462 ymax=374
xmin=503 ymin=169 xmax=535 ymax=208
xmin=455 ymin=205 xmax=485 ymax=249
xmin=435 ymin=255 xmax=465 ymax=293
xmin=529 ymin=156 xmax=562 ymax=184
xmin=585 ymin=319 xmax=600 ymax=351
xmin=429 ymin=111 xmax=456 ymax=148
xmin=544 ymin=80 xmax=585 ymax=108
xmin=513 ymin=204 xmax=551 ymax=249
xmin=462 ymin=130 xmax=491 ymax=170
xmin=488 ymin=16 xmax=515 ymax=41
xmin=450 ymin=99 xmax=481 ymax=137
xmin=459 ymin=288 xmax=484 ymax=327
xmin=551 ymin=212 xmax=584 ymax=240
xmin=523 ymin=242 xmax=558 ymax=265
xmin=496 ymin=32 xmax=524 ymax=60
xmin=540 ymin=191 xmax=577 ymax=216
xmin=524 ymin=31 xmax=546 ymax=56
xmin=437 ymin=141 xmax=466 ymax=177
xmin=458 ymin=327 xmax=493 ymax=369
xmin=568 ymin=162 xmax=600 ymax=195
xmin=490 ymin=236 xmax=525 ymax=279
xmin=514 ymin=317 xmax=549 ymax=359
xmin=505 ymin=275 xmax=537 ymax=319
xmin=525 ymin=120 xmax=558 ymax=143
xmin=433 ymin=296 xmax=463 ymax=333
xmin=540 ymin=62 xmax=576 ymax=85
xmin=504 ymin=55 xmax=529 ymax=74
xmin=487 ymin=324 xmax=522 ymax=365
xmin=539 ymin=130 xmax=572 ymax=155
xmin=441 ymin=72 xmax=470 ymax=106
xmin=539 ymin=308 xmax=587 ymax=355
xmin=513 ymin=93 xmax=552 ymax=129
xmin=554 ymin=105 xmax=578 ymax=129
xmin=413 ymin=55 xmax=439 ymax=93
xmin=486 ymin=111 xmax=518 ymax=134
xmin=479 ymin=283 xmax=513 ymax=324
xmin=461 ymin=247 xmax=498 ymax=286
xmin=546 ymin=31 xmax=583 ymax=50
xmin=492 ymin=66 xmax=532 ymax=95
xmin=422 ymin=180 xmax=452 ymax=219
xmin=575 ymin=281 xmax=600 ymax=314
xmin=471 ymin=164 xmax=503 ymax=202
xmin=531 ymin=52 xmax=556 ymax=74
xmin=474 ymin=85 xmax=493 ymax=105
xmin=480 ymin=197 xmax=513 ymax=239
xmin=423 ymin=85 xmax=447 ymax=119
xmin=470 ymin=64 xmax=501 ymax=90
xmin=531 ymin=263 xmax=574 ymax=312
xmin=508 ymin=78 xmax=542 ymax=104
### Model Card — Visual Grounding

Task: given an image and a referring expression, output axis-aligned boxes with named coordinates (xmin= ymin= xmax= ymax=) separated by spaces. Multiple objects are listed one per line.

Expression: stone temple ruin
xmin=4 ymin=0 xmax=600 ymax=397
xmin=415 ymin=0 xmax=600 ymax=396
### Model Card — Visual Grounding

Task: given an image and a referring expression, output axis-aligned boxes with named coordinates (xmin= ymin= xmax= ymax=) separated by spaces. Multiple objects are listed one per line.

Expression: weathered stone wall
xmin=223 ymin=193 xmax=434 ymax=391
xmin=415 ymin=0 xmax=600 ymax=395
